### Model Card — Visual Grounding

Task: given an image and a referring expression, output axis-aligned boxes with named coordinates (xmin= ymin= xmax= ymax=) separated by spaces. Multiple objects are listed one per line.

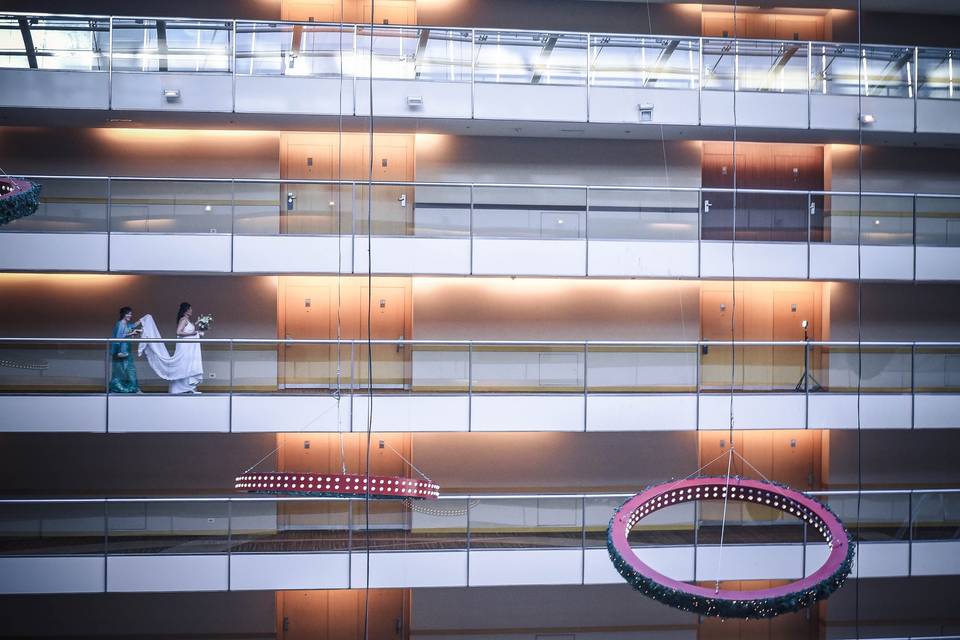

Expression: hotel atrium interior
xmin=0 ymin=0 xmax=960 ymax=637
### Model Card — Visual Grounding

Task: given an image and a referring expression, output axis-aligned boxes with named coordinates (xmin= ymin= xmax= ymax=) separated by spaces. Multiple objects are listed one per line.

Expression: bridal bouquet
xmin=195 ymin=314 xmax=215 ymax=332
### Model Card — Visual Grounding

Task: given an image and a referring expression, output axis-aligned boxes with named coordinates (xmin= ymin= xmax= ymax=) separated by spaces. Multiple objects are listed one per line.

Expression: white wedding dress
xmin=137 ymin=314 xmax=203 ymax=394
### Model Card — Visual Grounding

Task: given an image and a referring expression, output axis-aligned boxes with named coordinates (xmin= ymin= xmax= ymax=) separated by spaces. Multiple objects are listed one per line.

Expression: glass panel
xmin=475 ymin=31 xmax=587 ymax=86
xmin=587 ymin=345 xmax=697 ymax=392
xmin=355 ymin=184 xmax=470 ymax=237
xmin=471 ymin=345 xmax=584 ymax=392
xmin=110 ymin=180 xmax=232 ymax=234
xmin=916 ymin=195 xmax=960 ymax=247
xmin=351 ymin=498 xmax=468 ymax=551
xmin=699 ymin=500 xmax=804 ymax=545
xmin=811 ymin=346 xmax=910 ymax=393
xmin=826 ymin=493 xmax=909 ymax=541
xmin=232 ymin=498 xmax=349 ymax=552
xmin=702 ymin=38 xmax=736 ymax=91
xmin=811 ymin=193 xmax=858 ymax=245
xmin=811 ymin=43 xmax=860 ymax=96
xmin=355 ymin=26 xmax=470 ymax=82
xmin=107 ymin=501 xmax=229 ymax=554
xmin=862 ymin=45 xmax=914 ymax=98
xmin=0 ymin=16 xmax=109 ymax=71
xmin=0 ymin=502 xmax=105 ymax=555
xmin=0 ymin=341 xmax=106 ymax=393
xmin=0 ymin=177 xmax=107 ymax=233
xmin=111 ymin=19 xmax=231 ymax=73
xmin=473 ymin=186 xmax=586 ymax=239
xmin=914 ymin=346 xmax=960 ymax=393
xmin=861 ymin=195 xmax=912 ymax=245
xmin=912 ymin=492 xmax=960 ymax=541
xmin=470 ymin=497 xmax=583 ymax=549
xmin=236 ymin=22 xmax=344 ymax=77
xmin=129 ymin=340 xmax=231 ymax=394
xmin=918 ymin=47 xmax=959 ymax=100
xmin=589 ymin=35 xmax=699 ymax=89
xmin=274 ymin=342 xmax=350 ymax=391
xmin=700 ymin=344 xmax=806 ymax=392
xmin=701 ymin=190 xmax=808 ymax=242
xmin=736 ymin=39 xmax=808 ymax=93
xmin=587 ymin=188 xmax=699 ymax=241
xmin=262 ymin=182 xmax=352 ymax=235
xmin=809 ymin=345 xmax=858 ymax=393
xmin=409 ymin=344 xmax=469 ymax=393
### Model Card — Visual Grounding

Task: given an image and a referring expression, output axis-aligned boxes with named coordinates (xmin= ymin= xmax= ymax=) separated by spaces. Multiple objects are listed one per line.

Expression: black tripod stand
xmin=795 ymin=321 xmax=823 ymax=392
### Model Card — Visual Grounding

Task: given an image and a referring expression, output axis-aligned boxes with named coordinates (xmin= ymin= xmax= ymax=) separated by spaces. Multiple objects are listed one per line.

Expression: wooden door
xmin=774 ymin=15 xmax=824 ymax=42
xmin=700 ymin=289 xmax=745 ymax=390
xmin=359 ymin=0 xmax=416 ymax=25
xmin=282 ymin=283 xmax=333 ymax=387
xmin=358 ymin=286 xmax=408 ymax=388
xmin=277 ymin=589 xmax=409 ymax=640
xmin=358 ymin=141 xmax=415 ymax=236
xmin=283 ymin=141 xmax=340 ymax=235
xmin=281 ymin=0 xmax=339 ymax=21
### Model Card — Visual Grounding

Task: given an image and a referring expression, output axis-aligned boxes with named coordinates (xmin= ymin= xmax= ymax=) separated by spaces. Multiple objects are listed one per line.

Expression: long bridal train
xmin=137 ymin=314 xmax=203 ymax=394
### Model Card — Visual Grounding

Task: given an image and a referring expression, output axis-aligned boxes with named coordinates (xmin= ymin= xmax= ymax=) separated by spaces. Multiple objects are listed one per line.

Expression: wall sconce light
xmin=162 ymin=88 xmax=181 ymax=102
xmin=407 ymin=96 xmax=424 ymax=108
xmin=638 ymin=102 xmax=654 ymax=122
xmin=860 ymin=113 xmax=876 ymax=125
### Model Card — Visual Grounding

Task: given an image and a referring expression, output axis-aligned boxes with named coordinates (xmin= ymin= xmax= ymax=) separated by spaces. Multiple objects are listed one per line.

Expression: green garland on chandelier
xmin=0 ymin=178 xmax=42 ymax=226
xmin=607 ymin=477 xmax=856 ymax=619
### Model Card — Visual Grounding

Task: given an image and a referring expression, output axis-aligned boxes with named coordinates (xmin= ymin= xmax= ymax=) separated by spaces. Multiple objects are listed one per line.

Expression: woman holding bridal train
xmin=138 ymin=302 xmax=204 ymax=394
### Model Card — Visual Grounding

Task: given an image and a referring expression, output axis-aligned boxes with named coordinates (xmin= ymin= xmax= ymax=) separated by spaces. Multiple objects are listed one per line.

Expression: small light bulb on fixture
xmin=204 ymin=205 xmax=212 ymax=212
xmin=874 ymin=219 xmax=880 ymax=225
xmin=329 ymin=201 xmax=336 ymax=206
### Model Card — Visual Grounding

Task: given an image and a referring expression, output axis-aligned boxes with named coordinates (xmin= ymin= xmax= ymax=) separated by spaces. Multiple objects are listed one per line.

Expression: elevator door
xmin=700 ymin=289 xmax=745 ymax=390
xmin=358 ymin=142 xmax=414 ymax=237
xmin=283 ymin=142 xmax=340 ymax=235
xmin=282 ymin=284 xmax=333 ymax=388
xmin=358 ymin=286 xmax=408 ymax=388
xmin=277 ymin=589 xmax=409 ymax=640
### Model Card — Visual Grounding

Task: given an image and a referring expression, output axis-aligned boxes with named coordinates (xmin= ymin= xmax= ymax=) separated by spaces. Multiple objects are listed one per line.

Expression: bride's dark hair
xmin=176 ymin=302 xmax=192 ymax=322
xmin=118 ymin=306 xmax=132 ymax=320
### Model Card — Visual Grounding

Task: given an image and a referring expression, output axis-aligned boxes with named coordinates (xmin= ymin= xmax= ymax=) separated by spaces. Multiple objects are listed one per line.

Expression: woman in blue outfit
xmin=109 ymin=306 xmax=142 ymax=393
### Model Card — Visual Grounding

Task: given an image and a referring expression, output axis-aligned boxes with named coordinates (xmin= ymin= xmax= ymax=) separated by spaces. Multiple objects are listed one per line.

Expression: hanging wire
xmin=855 ymin=0 xmax=864 ymax=635
xmin=714 ymin=0 xmax=740 ymax=594
xmin=362 ymin=2 xmax=376 ymax=638
xmin=335 ymin=0 xmax=348 ymax=476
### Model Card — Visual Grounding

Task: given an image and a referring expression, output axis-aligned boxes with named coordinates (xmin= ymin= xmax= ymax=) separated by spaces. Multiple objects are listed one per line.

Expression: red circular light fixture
xmin=235 ymin=472 xmax=439 ymax=500
xmin=608 ymin=477 xmax=854 ymax=618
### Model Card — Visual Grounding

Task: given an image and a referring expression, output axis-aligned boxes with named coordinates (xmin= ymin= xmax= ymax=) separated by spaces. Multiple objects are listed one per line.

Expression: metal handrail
xmin=0 ymin=11 xmax=940 ymax=104
xmin=0 ymin=337 xmax=956 ymax=346
xmin=0 ymin=487 xmax=958 ymax=503
xmin=15 ymin=174 xmax=960 ymax=199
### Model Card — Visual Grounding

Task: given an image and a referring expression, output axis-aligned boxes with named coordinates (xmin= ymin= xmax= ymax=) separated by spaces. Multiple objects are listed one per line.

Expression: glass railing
xmin=590 ymin=34 xmax=699 ymax=90
xmin=5 ymin=14 xmax=959 ymax=103
xmin=0 ymin=338 xmax=956 ymax=397
xmin=12 ymin=176 xmax=960 ymax=251
xmin=0 ymin=489 xmax=955 ymax=559
xmin=0 ymin=15 xmax=109 ymax=71
xmin=110 ymin=18 xmax=232 ymax=73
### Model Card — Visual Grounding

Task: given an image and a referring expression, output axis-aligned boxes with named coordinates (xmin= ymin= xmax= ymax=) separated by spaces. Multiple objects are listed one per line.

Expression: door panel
xmin=283 ymin=284 xmax=333 ymax=387
xmin=359 ymin=142 xmax=414 ymax=236
xmin=284 ymin=142 xmax=340 ymax=235
xmin=359 ymin=286 xmax=407 ymax=387
xmin=701 ymin=289 xmax=745 ymax=389
xmin=277 ymin=589 xmax=408 ymax=640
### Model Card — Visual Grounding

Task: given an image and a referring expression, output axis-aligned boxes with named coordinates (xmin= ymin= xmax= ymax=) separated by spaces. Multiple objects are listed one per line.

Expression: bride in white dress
xmin=137 ymin=302 xmax=204 ymax=394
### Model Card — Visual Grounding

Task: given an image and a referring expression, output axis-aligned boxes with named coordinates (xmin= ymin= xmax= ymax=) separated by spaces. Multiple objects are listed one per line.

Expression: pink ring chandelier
xmin=608 ymin=477 xmax=854 ymax=618
xmin=236 ymin=471 xmax=440 ymax=500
